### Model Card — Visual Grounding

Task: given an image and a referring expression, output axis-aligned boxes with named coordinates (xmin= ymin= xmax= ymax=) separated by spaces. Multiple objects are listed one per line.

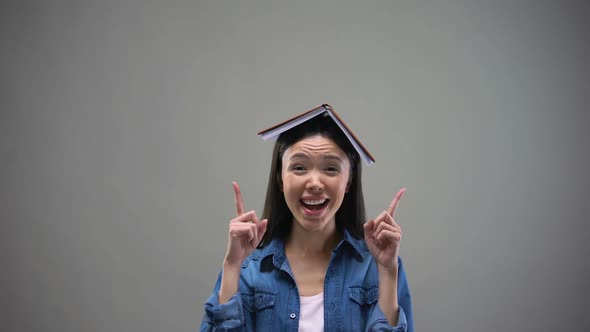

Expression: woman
xmin=200 ymin=111 xmax=413 ymax=331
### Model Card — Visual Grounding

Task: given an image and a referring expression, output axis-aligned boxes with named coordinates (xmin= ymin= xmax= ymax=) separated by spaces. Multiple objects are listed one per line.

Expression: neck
xmin=285 ymin=219 xmax=341 ymax=256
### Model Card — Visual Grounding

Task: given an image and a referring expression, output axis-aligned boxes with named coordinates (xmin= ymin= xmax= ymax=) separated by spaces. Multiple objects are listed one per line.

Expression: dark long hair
xmin=259 ymin=114 xmax=366 ymax=246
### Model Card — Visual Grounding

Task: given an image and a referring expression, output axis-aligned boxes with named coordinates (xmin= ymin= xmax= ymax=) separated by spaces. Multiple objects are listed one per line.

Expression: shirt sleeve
xmin=366 ymin=257 xmax=414 ymax=332
xmin=199 ymin=272 xmax=248 ymax=332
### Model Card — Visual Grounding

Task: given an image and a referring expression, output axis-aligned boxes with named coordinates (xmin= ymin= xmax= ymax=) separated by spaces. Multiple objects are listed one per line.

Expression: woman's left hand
xmin=364 ymin=188 xmax=406 ymax=271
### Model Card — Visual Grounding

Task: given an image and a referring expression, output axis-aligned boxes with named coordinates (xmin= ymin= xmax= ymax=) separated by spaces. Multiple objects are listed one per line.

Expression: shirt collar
xmin=251 ymin=229 xmax=366 ymax=268
xmin=338 ymin=229 xmax=366 ymax=259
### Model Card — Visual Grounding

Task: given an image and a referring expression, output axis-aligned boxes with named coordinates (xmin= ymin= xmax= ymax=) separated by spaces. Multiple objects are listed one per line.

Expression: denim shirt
xmin=200 ymin=230 xmax=413 ymax=332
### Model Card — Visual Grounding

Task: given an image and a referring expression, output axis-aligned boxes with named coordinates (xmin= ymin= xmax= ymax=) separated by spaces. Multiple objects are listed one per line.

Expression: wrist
xmin=378 ymin=263 xmax=399 ymax=279
xmin=223 ymin=259 xmax=243 ymax=272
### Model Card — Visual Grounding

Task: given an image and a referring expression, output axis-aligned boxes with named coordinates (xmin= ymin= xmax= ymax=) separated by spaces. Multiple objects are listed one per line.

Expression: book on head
xmin=257 ymin=104 xmax=375 ymax=166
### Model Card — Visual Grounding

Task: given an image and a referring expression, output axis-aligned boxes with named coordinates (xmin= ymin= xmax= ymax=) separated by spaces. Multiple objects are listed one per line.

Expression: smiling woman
xmin=200 ymin=105 xmax=413 ymax=332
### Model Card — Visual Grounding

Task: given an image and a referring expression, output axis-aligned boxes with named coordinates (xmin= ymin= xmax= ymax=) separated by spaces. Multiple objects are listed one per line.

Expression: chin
xmin=295 ymin=214 xmax=335 ymax=231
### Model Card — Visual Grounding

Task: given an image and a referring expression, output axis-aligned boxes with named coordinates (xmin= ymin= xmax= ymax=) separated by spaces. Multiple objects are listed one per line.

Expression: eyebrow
xmin=288 ymin=153 xmax=345 ymax=163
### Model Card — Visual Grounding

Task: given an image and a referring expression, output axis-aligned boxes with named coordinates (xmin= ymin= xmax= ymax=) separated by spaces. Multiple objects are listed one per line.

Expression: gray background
xmin=1 ymin=1 xmax=588 ymax=331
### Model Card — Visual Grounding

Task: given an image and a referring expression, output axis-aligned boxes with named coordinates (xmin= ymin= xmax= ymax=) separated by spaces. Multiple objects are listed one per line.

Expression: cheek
xmin=281 ymin=174 xmax=300 ymax=194
xmin=329 ymin=177 xmax=349 ymax=196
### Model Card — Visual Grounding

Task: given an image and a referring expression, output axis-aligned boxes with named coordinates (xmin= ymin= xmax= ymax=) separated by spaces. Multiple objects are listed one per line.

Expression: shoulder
xmin=236 ymin=241 xmax=285 ymax=294
xmin=240 ymin=238 xmax=284 ymax=277
xmin=340 ymin=231 xmax=370 ymax=259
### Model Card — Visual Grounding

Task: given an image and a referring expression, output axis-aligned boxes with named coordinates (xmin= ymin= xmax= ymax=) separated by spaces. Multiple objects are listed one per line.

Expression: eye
xmin=324 ymin=166 xmax=340 ymax=173
xmin=290 ymin=165 xmax=306 ymax=172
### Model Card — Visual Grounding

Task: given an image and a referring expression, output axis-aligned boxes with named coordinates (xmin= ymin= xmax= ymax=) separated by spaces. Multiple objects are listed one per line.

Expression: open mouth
xmin=300 ymin=198 xmax=329 ymax=211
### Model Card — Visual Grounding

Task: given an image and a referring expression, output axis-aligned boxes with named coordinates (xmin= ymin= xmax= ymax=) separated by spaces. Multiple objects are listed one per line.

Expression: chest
xmin=287 ymin=254 xmax=330 ymax=296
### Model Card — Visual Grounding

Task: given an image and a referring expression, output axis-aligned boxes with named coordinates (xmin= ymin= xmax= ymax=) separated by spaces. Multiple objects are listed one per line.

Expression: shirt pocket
xmin=241 ymin=290 xmax=277 ymax=330
xmin=242 ymin=290 xmax=276 ymax=311
xmin=347 ymin=285 xmax=379 ymax=330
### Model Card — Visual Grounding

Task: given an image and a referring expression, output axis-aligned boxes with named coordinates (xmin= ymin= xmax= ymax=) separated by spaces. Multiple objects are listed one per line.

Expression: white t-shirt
xmin=298 ymin=292 xmax=324 ymax=332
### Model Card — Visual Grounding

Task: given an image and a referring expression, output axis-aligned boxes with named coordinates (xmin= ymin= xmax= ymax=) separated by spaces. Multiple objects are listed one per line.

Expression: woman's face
xmin=281 ymin=135 xmax=351 ymax=233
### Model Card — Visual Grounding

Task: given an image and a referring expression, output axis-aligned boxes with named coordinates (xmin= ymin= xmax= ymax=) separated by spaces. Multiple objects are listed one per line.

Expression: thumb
xmin=364 ymin=219 xmax=374 ymax=235
xmin=257 ymin=219 xmax=269 ymax=245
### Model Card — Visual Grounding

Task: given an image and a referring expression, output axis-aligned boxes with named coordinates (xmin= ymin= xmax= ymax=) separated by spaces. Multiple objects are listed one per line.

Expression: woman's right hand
xmin=223 ymin=182 xmax=268 ymax=267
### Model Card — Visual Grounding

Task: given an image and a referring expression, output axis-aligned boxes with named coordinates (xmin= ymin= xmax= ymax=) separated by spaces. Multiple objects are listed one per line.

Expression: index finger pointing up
xmin=387 ymin=188 xmax=407 ymax=219
xmin=233 ymin=182 xmax=245 ymax=216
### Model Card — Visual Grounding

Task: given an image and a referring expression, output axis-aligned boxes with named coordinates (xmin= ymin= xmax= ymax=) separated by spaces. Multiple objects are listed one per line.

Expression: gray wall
xmin=2 ymin=1 xmax=588 ymax=331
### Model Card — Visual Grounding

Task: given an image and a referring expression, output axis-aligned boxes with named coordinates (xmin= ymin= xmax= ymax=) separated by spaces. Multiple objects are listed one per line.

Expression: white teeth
xmin=302 ymin=199 xmax=326 ymax=205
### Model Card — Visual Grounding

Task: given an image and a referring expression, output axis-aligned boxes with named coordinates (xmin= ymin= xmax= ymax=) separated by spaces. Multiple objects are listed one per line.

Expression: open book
xmin=257 ymin=104 xmax=375 ymax=166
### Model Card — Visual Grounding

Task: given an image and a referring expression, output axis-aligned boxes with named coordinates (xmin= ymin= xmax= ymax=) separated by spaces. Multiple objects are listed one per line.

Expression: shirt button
xmin=289 ymin=313 xmax=296 ymax=319
xmin=329 ymin=302 xmax=335 ymax=310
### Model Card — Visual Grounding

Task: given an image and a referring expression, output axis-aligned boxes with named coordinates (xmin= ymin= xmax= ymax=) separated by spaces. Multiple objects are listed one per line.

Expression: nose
xmin=305 ymin=170 xmax=324 ymax=192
